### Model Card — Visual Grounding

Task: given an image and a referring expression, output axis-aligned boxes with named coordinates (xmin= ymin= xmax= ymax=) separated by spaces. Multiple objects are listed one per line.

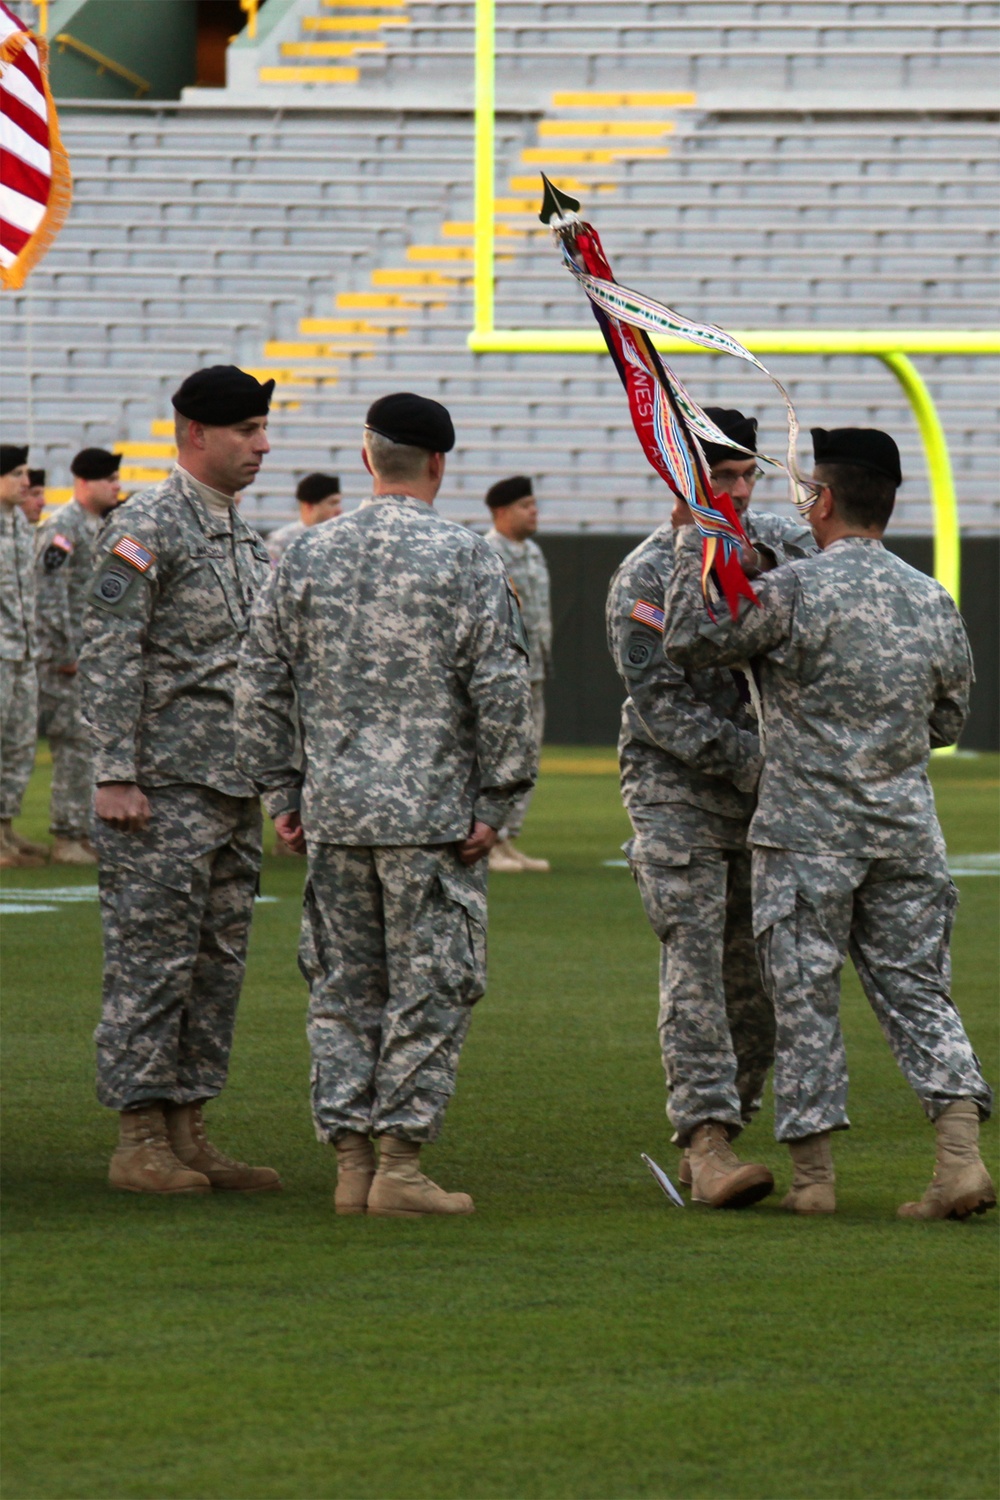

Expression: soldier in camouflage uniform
xmin=80 ymin=366 xmax=281 ymax=1197
xmin=0 ymin=443 xmax=47 ymax=869
xmin=664 ymin=426 xmax=994 ymax=1221
xmin=265 ymin=472 xmax=342 ymax=564
xmin=34 ymin=448 xmax=122 ymax=865
xmin=236 ymin=392 xmax=536 ymax=1218
xmin=484 ymin=476 xmax=553 ymax=872
xmin=607 ymin=409 xmax=817 ymax=1209
xmin=21 ymin=469 xmax=47 ymax=526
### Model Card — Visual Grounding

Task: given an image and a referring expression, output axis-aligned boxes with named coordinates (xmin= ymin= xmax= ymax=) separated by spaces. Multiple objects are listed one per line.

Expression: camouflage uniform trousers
xmin=752 ymin=847 xmax=993 ymax=1141
xmin=92 ymin=783 xmax=262 ymax=1111
xmin=503 ymin=681 xmax=545 ymax=839
xmin=629 ymin=847 xmax=775 ymax=1144
xmin=300 ymin=842 xmax=488 ymax=1144
xmin=37 ymin=666 xmax=93 ymax=839
xmin=0 ymin=659 xmax=38 ymax=820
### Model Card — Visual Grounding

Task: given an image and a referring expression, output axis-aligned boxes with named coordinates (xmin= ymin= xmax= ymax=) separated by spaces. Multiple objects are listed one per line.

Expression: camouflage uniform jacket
xmin=663 ymin=528 xmax=972 ymax=858
xmin=265 ymin=518 xmax=306 ymax=564
xmin=34 ymin=499 xmax=103 ymax=667
xmin=607 ymin=511 xmax=816 ymax=843
xmin=79 ymin=466 xmax=271 ymax=794
xmin=485 ymin=529 xmax=552 ymax=684
xmin=0 ymin=503 xmax=36 ymax=662
xmin=236 ymin=492 xmax=537 ymax=843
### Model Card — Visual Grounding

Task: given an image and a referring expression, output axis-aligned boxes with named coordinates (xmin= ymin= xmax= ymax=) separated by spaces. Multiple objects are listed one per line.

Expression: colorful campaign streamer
xmin=538 ymin=175 xmax=811 ymax=614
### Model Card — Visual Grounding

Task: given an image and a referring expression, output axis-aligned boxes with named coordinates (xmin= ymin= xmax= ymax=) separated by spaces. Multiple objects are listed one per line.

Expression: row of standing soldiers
xmin=0 ymin=449 xmax=554 ymax=877
xmin=0 ymin=368 xmax=993 ymax=1221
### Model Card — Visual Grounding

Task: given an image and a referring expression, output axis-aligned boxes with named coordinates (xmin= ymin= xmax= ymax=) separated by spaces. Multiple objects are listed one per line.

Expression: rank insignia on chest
xmin=42 ymin=534 xmax=73 ymax=572
xmin=111 ymin=535 xmax=155 ymax=572
xmin=630 ymin=599 xmax=665 ymax=634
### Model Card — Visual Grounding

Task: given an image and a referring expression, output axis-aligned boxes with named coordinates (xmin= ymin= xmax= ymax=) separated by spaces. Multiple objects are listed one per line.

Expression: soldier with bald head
xmin=35 ymin=447 xmax=122 ymax=865
xmin=80 ymin=366 xmax=281 ymax=1198
xmin=664 ymin=425 xmax=994 ymax=1222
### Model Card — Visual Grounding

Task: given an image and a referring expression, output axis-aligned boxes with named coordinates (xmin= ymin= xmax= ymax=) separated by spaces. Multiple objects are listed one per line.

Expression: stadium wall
xmin=539 ymin=535 xmax=1000 ymax=752
xmin=47 ymin=0 xmax=198 ymax=100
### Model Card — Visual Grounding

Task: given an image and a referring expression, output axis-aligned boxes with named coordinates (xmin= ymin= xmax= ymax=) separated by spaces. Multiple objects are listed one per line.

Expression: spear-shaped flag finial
xmin=538 ymin=172 xmax=581 ymax=226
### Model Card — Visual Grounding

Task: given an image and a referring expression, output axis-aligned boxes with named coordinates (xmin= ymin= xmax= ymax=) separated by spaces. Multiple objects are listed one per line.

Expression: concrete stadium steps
xmin=213 ymin=0 xmax=997 ymax=106
xmin=2 ymin=100 xmax=997 ymax=535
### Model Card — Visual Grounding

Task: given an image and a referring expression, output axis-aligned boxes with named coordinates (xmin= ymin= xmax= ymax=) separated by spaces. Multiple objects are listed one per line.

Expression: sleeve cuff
xmin=263 ymin=786 xmax=302 ymax=819
xmin=94 ymin=758 xmax=139 ymax=785
xmin=473 ymin=794 xmax=514 ymax=831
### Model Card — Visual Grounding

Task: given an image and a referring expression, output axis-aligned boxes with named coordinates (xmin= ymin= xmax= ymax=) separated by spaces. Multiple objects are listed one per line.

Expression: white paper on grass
xmin=641 ymin=1153 xmax=685 ymax=1208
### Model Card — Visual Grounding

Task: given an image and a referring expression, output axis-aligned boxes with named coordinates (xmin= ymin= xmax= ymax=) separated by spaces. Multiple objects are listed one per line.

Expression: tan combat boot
xmin=367 ymin=1136 xmax=475 ymax=1218
xmin=509 ymin=841 xmax=551 ymax=873
xmin=334 ymin=1131 xmax=376 ymax=1215
xmin=688 ymin=1121 xmax=774 ymax=1209
xmin=898 ymin=1101 xmax=996 ymax=1221
xmin=51 ymin=837 xmax=98 ymax=866
xmin=487 ymin=837 xmax=524 ymax=873
xmin=109 ymin=1104 xmax=212 ymax=1194
xmin=782 ymin=1132 xmax=836 ymax=1215
xmin=678 ymin=1149 xmax=692 ymax=1188
xmin=0 ymin=820 xmax=46 ymax=868
xmin=166 ymin=1103 xmax=282 ymax=1192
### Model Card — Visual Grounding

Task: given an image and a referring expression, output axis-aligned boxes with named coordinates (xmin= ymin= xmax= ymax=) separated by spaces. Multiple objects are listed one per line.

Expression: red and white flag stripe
xmin=0 ymin=0 xmax=71 ymax=288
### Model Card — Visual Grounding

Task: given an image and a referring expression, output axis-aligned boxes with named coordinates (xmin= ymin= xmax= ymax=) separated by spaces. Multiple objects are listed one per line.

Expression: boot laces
xmin=192 ymin=1118 xmax=247 ymax=1171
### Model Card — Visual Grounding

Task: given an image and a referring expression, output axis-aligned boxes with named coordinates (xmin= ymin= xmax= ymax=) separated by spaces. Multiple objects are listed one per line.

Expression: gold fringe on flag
xmin=0 ymin=28 xmax=73 ymax=291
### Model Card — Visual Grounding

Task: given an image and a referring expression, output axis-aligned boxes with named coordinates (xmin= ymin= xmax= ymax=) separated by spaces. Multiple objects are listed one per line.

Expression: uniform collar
xmin=175 ymin=464 xmax=236 ymax=538
xmin=359 ymin=491 xmax=433 ymax=514
xmin=824 ymin=535 xmax=885 ymax=554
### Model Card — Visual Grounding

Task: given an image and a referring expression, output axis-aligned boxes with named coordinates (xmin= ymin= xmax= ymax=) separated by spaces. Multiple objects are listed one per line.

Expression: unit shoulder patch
xmin=42 ymin=533 xmax=74 ymax=573
xmin=622 ymin=627 xmax=661 ymax=679
xmin=91 ymin=565 xmax=140 ymax=613
xmin=110 ymin=535 xmax=155 ymax=573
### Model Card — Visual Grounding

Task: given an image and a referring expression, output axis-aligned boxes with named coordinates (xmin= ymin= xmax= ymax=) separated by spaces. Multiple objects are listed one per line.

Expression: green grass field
xmin=2 ymin=749 xmax=998 ymax=1500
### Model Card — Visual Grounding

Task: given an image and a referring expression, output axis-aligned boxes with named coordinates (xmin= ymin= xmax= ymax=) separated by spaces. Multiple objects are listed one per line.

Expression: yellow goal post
xmin=466 ymin=0 xmax=1000 ymax=609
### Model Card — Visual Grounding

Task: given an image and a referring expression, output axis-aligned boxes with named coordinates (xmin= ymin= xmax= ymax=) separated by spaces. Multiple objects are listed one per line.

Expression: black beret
xmin=701 ymin=408 xmax=758 ymax=468
xmin=812 ymin=427 xmax=901 ymax=486
xmin=296 ymin=472 xmax=340 ymax=505
xmin=1 ymin=444 xmax=28 ymax=476
xmin=486 ymin=475 xmax=533 ymax=510
xmin=365 ymin=392 xmax=455 ymax=453
xmin=172 ymin=365 xmax=274 ymax=427
xmin=71 ymin=447 xmax=120 ymax=481
xmin=28 ymin=469 xmax=46 ymax=487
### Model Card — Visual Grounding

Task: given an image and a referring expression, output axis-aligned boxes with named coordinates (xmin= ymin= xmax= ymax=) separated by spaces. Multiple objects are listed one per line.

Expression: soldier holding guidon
xmin=607 ymin=409 xmax=816 ymax=1209
xmin=237 ymin=393 xmax=536 ymax=1218
xmin=34 ymin=447 xmax=122 ymax=865
xmin=80 ymin=365 xmax=281 ymax=1198
xmin=664 ymin=425 xmax=994 ymax=1221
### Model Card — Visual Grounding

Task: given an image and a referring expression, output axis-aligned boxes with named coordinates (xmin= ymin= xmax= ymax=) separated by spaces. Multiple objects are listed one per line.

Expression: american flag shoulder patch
xmin=111 ymin=535 xmax=155 ymax=573
xmin=51 ymin=533 xmax=73 ymax=553
xmin=630 ymin=598 xmax=665 ymax=633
